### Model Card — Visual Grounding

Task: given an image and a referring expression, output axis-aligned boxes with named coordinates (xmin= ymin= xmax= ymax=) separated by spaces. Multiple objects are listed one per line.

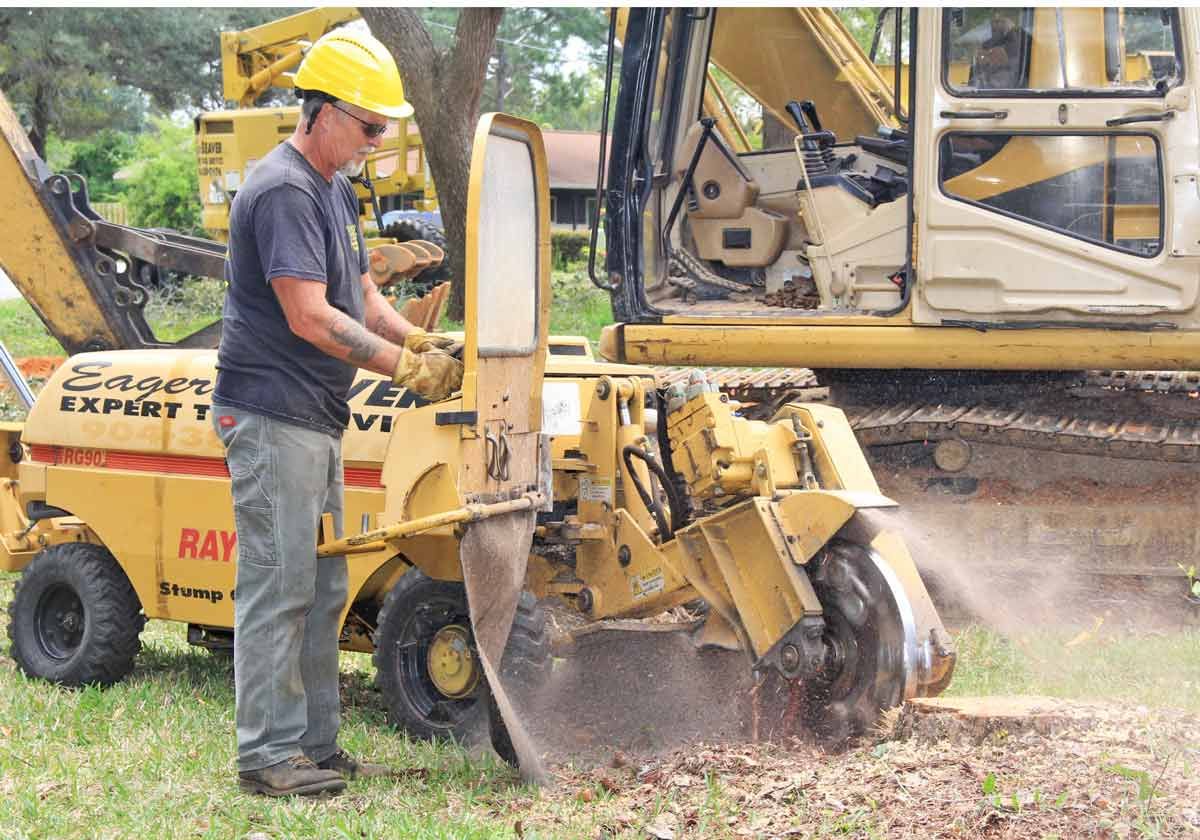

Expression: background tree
xmin=45 ymin=130 xmax=138 ymax=202
xmin=122 ymin=118 xmax=203 ymax=235
xmin=362 ymin=8 xmax=503 ymax=320
xmin=411 ymin=8 xmax=606 ymax=122
xmin=364 ymin=8 xmax=610 ymax=317
xmin=0 ymin=7 xmax=289 ymax=157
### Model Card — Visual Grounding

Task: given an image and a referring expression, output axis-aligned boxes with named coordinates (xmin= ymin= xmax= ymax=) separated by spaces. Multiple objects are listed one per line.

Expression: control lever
xmin=786 ymin=100 xmax=835 ymax=152
xmin=799 ymin=100 xmax=823 ymax=133
xmin=786 ymin=100 xmax=813 ymax=134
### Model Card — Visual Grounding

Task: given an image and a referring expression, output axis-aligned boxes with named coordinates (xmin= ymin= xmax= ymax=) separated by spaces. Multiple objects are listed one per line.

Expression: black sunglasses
xmin=330 ymin=102 xmax=389 ymax=138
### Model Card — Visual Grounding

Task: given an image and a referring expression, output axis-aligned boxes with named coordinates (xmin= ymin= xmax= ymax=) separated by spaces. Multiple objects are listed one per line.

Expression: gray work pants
xmin=211 ymin=405 xmax=348 ymax=773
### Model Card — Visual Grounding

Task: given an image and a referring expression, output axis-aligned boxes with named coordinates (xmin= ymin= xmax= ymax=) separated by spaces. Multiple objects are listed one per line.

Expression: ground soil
xmin=495 ymin=698 xmax=1199 ymax=839
xmin=11 ymin=356 xmax=64 ymax=381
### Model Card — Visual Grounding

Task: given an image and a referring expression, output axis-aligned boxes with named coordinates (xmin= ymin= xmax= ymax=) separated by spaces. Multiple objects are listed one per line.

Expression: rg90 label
xmin=60 ymin=448 xmax=107 ymax=467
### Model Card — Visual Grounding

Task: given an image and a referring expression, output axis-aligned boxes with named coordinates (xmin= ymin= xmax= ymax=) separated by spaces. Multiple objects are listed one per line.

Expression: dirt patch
xmin=495 ymin=698 xmax=1199 ymax=838
xmin=12 ymin=356 xmax=64 ymax=381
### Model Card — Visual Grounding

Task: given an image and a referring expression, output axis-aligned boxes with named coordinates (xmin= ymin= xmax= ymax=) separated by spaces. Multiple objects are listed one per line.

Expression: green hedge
xmin=551 ymin=230 xmax=590 ymax=269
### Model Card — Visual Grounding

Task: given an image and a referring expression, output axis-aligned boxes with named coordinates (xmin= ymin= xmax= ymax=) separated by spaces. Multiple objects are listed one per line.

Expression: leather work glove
xmin=393 ymin=347 xmax=463 ymax=403
xmin=404 ymin=328 xmax=458 ymax=355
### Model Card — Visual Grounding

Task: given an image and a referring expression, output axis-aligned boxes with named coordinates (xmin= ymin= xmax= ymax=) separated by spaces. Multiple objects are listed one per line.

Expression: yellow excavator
xmin=595 ymin=7 xmax=1200 ymax=618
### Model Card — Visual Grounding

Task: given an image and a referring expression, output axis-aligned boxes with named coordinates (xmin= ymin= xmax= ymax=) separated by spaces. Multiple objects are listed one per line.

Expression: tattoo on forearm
xmin=371 ymin=314 xmax=404 ymax=344
xmin=328 ymin=314 xmax=384 ymax=364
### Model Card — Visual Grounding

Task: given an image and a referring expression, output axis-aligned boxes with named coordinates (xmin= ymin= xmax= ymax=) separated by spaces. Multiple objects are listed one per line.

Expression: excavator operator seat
xmin=675 ymin=122 xmax=788 ymax=269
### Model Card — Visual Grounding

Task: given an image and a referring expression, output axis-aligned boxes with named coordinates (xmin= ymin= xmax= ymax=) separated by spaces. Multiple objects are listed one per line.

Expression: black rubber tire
xmin=487 ymin=590 xmax=552 ymax=766
xmin=8 ymin=543 xmax=145 ymax=687
xmin=382 ymin=218 xmax=451 ymax=294
xmin=372 ymin=569 xmax=549 ymax=746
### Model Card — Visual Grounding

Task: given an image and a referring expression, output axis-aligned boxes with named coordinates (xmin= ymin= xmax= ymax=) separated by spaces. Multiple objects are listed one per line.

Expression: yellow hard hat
xmin=294 ymin=30 xmax=414 ymax=119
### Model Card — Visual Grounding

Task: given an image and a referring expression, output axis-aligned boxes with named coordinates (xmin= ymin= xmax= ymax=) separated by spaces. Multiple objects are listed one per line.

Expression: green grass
xmin=548 ymin=269 xmax=613 ymax=347
xmin=0 ymin=274 xmax=227 ymax=354
xmin=947 ymin=624 xmax=1200 ymax=713
xmin=0 ymin=572 xmax=546 ymax=840
xmin=1 ymin=561 xmax=1197 ymax=838
xmin=0 ymin=298 xmax=66 ymax=357
xmin=142 ymin=276 xmax=226 ymax=342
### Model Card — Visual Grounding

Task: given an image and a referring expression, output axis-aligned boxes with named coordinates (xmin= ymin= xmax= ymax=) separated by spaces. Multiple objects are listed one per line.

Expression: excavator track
xmin=654 ymin=366 xmax=823 ymax=408
xmin=654 ymin=366 xmax=1200 ymax=625
xmin=842 ymin=377 xmax=1200 ymax=625
xmin=848 ymin=399 xmax=1200 ymax=463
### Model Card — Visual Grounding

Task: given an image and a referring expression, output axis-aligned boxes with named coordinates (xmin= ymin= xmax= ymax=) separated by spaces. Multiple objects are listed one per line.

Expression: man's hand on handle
xmin=393 ymin=347 xmax=463 ymax=402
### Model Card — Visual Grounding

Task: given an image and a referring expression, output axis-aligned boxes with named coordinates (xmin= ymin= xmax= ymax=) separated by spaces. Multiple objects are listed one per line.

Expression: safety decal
xmin=630 ymin=569 xmax=665 ymax=600
xmin=579 ymin=476 xmax=613 ymax=505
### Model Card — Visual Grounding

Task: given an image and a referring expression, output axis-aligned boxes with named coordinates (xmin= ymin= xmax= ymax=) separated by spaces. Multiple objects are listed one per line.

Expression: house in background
xmin=374 ymin=128 xmax=602 ymax=234
xmin=543 ymin=130 xmax=601 ymax=232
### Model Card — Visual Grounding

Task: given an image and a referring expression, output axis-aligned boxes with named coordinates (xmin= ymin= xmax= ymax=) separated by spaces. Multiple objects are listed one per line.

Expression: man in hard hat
xmin=210 ymin=30 xmax=461 ymax=798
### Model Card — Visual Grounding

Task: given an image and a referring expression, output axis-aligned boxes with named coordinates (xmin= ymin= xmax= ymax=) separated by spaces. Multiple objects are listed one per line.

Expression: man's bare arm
xmin=361 ymin=273 xmax=417 ymax=345
xmin=271 ymin=276 xmax=401 ymax=376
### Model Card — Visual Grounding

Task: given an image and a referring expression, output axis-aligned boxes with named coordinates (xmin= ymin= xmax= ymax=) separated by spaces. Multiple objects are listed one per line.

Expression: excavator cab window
xmin=638 ymin=7 xmax=911 ymax=314
xmin=944 ymin=7 xmax=1182 ymax=95
xmin=938 ymin=8 xmax=1177 ymax=260
xmin=940 ymin=132 xmax=1163 ymax=257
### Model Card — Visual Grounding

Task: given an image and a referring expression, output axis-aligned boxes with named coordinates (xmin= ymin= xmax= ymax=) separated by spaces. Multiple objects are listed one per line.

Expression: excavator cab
xmin=601 ymin=8 xmax=1200 ymax=370
xmin=599 ymin=8 xmax=1200 ymax=621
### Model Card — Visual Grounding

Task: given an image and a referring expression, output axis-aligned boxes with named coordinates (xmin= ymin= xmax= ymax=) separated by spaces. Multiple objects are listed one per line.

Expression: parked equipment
xmin=198 ymin=8 xmax=446 ymax=291
xmin=596 ymin=7 xmax=1200 ymax=617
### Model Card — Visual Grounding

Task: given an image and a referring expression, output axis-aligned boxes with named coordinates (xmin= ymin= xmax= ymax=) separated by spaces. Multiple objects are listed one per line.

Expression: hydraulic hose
xmin=621 ymin=444 xmax=685 ymax=542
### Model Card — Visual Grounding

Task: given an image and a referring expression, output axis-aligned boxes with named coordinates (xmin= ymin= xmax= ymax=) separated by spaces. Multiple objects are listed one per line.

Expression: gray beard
xmin=338 ymin=158 xmax=366 ymax=178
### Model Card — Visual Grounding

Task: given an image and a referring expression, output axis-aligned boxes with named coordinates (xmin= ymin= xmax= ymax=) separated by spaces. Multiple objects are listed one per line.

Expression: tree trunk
xmin=30 ymin=82 xmax=51 ymax=160
xmin=894 ymin=696 xmax=1104 ymax=744
xmin=492 ymin=44 xmax=508 ymax=113
xmin=362 ymin=8 xmax=503 ymax=322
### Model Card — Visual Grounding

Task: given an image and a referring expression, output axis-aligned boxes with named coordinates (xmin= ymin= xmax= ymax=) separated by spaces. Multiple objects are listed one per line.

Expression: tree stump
xmin=894 ymin=696 xmax=1104 ymax=744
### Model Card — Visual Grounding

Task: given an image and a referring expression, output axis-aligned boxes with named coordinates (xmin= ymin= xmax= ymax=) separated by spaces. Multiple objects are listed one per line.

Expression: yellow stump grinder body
xmin=0 ymin=115 xmax=953 ymax=776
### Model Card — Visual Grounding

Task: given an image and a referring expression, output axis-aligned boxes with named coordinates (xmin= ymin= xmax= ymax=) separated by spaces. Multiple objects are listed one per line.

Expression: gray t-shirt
xmin=214 ymin=141 xmax=369 ymax=437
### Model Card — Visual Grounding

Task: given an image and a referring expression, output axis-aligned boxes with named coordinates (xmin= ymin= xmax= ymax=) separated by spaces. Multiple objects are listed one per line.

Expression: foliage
xmin=121 ymin=117 xmax=202 ymax=235
xmin=834 ymin=7 xmax=883 ymax=57
xmin=416 ymin=8 xmax=608 ymax=129
xmin=531 ymin=70 xmax=609 ymax=132
xmin=549 ymin=269 xmax=612 ymax=346
xmin=707 ymin=66 xmax=762 ymax=151
xmin=551 ymin=230 xmax=590 ymax=269
xmin=45 ymin=130 xmax=137 ymax=202
xmin=0 ymin=8 xmax=292 ymax=157
xmin=0 ymin=8 xmax=146 ymax=154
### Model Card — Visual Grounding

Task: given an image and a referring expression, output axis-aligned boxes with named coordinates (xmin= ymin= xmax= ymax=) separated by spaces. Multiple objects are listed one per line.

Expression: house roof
xmin=358 ymin=126 xmax=603 ymax=192
xmin=542 ymin=130 xmax=601 ymax=191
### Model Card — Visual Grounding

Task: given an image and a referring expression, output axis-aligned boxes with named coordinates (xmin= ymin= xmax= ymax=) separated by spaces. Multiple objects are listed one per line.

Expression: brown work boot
xmin=316 ymin=748 xmax=392 ymax=780
xmin=238 ymin=755 xmax=347 ymax=797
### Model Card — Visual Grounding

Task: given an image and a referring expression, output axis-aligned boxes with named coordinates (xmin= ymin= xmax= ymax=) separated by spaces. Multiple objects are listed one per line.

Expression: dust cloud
xmin=494 ymin=620 xmax=789 ymax=774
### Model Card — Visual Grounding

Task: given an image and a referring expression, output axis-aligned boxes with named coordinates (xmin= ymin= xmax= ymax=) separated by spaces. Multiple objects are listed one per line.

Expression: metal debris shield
xmin=460 ymin=508 xmax=546 ymax=783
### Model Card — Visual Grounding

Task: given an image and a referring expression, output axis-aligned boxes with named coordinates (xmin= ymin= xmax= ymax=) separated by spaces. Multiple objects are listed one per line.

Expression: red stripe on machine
xmin=28 ymin=445 xmax=383 ymax=488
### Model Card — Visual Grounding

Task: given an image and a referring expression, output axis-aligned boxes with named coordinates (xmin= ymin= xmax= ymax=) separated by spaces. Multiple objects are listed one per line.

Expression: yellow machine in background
xmin=0 ymin=113 xmax=953 ymax=771
xmin=598 ymin=7 xmax=1200 ymax=616
xmin=198 ymin=8 xmax=446 ymax=289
